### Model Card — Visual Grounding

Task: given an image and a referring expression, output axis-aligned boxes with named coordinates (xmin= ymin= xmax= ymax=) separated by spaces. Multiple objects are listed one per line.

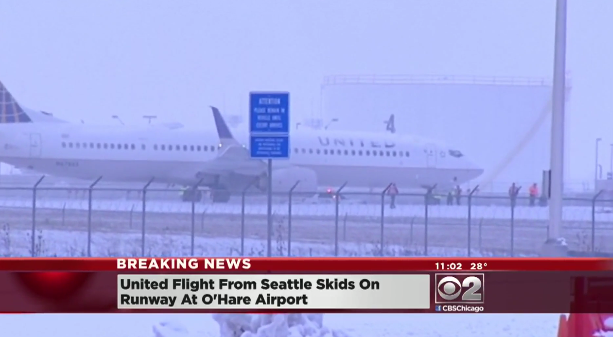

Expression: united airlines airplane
xmin=0 ymin=81 xmax=483 ymax=202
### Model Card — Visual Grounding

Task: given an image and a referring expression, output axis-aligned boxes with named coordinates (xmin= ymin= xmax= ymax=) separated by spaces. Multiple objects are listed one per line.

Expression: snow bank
xmin=152 ymin=314 xmax=352 ymax=337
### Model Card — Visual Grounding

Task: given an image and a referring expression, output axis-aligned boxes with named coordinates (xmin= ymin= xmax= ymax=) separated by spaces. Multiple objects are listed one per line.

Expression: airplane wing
xmin=206 ymin=106 xmax=267 ymax=176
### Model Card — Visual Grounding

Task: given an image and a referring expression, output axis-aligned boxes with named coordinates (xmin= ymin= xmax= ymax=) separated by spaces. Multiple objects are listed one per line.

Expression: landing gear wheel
xmin=181 ymin=188 xmax=203 ymax=202
xmin=211 ymin=186 xmax=231 ymax=203
xmin=255 ymin=174 xmax=268 ymax=192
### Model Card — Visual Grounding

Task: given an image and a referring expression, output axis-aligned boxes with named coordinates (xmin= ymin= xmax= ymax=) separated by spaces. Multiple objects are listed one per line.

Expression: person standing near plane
xmin=446 ymin=190 xmax=454 ymax=205
xmin=528 ymin=183 xmax=539 ymax=207
xmin=509 ymin=183 xmax=521 ymax=208
xmin=455 ymin=185 xmax=462 ymax=205
xmin=387 ymin=183 xmax=399 ymax=209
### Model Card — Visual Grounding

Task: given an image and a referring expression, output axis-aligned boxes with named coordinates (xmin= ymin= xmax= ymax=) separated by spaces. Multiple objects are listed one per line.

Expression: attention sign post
xmin=249 ymin=92 xmax=290 ymax=257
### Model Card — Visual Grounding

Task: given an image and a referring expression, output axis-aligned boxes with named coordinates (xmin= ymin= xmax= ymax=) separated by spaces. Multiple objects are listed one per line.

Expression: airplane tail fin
xmin=0 ymin=81 xmax=33 ymax=123
xmin=211 ymin=106 xmax=243 ymax=148
xmin=209 ymin=106 xmax=266 ymax=174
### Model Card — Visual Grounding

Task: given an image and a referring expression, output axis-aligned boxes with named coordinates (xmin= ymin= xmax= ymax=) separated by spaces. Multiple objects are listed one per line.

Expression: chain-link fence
xmin=1 ymin=178 xmax=612 ymax=258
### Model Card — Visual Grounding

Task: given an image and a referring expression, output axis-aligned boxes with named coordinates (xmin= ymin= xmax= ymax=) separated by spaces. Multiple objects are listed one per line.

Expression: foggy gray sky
xmin=1 ymin=0 xmax=612 ymax=183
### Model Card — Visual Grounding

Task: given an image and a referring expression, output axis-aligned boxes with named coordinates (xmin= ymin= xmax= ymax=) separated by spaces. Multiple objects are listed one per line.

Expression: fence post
xmin=334 ymin=182 xmax=348 ymax=257
xmin=423 ymin=184 xmax=436 ymax=256
xmin=240 ymin=179 xmax=257 ymax=256
xmin=510 ymin=198 xmax=516 ymax=257
xmin=509 ymin=186 xmax=521 ymax=257
xmin=343 ymin=213 xmax=348 ymax=240
xmin=478 ymin=218 xmax=483 ymax=251
xmin=591 ymin=190 xmax=604 ymax=252
xmin=240 ymin=189 xmax=247 ymax=256
xmin=190 ymin=178 xmax=204 ymax=257
xmin=129 ymin=205 xmax=134 ymax=229
xmin=380 ymin=183 xmax=393 ymax=256
xmin=201 ymin=210 xmax=206 ymax=230
xmin=62 ymin=203 xmax=66 ymax=227
xmin=467 ymin=185 xmax=479 ymax=257
xmin=287 ymin=180 xmax=301 ymax=257
xmin=409 ymin=216 xmax=415 ymax=245
xmin=31 ymin=176 xmax=45 ymax=257
xmin=141 ymin=178 xmax=154 ymax=257
xmin=87 ymin=176 xmax=103 ymax=257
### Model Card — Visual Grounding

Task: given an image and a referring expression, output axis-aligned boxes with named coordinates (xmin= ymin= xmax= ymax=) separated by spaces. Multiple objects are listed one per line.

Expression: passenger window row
xmin=294 ymin=148 xmax=410 ymax=157
xmin=59 ymin=141 xmax=413 ymax=158
xmin=61 ymin=142 xmax=218 ymax=152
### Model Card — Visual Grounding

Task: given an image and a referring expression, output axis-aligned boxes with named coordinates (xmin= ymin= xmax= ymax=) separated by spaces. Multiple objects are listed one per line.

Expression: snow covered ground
xmin=1 ymin=196 xmax=612 ymax=221
xmin=2 ymin=228 xmax=518 ymax=257
xmin=0 ymin=313 xmax=562 ymax=337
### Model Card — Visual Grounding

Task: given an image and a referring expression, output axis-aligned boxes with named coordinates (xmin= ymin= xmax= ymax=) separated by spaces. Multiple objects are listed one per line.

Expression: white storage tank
xmin=320 ymin=74 xmax=572 ymax=191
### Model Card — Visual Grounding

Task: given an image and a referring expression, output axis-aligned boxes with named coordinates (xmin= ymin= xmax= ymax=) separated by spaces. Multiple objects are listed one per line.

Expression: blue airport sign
xmin=249 ymin=135 xmax=290 ymax=159
xmin=249 ymin=91 xmax=289 ymax=159
xmin=249 ymin=92 xmax=290 ymax=134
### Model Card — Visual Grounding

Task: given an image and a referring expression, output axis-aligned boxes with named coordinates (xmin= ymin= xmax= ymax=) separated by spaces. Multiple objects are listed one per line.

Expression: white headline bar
xmin=117 ymin=274 xmax=430 ymax=310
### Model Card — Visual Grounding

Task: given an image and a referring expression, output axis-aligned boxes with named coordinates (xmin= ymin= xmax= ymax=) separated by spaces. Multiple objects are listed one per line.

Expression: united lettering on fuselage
xmin=318 ymin=137 xmax=395 ymax=148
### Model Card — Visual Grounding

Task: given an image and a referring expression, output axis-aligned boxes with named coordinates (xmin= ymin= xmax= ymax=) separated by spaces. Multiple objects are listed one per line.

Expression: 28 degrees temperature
xmin=471 ymin=262 xmax=487 ymax=270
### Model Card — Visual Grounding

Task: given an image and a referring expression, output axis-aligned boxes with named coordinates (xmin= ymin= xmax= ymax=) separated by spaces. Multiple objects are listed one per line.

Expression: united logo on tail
xmin=0 ymin=81 xmax=32 ymax=123
xmin=384 ymin=114 xmax=395 ymax=134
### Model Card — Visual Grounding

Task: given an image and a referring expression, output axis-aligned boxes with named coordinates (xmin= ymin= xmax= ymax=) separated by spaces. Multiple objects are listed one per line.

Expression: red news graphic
xmin=1 ymin=257 xmax=613 ymax=271
xmin=0 ymin=258 xmax=611 ymax=313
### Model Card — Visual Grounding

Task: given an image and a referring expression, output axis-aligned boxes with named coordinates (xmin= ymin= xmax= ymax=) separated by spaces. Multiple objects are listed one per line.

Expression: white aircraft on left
xmin=0 ymin=81 xmax=483 ymax=203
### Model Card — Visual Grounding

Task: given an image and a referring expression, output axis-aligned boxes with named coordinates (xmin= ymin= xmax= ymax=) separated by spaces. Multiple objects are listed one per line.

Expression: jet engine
xmin=255 ymin=167 xmax=317 ymax=193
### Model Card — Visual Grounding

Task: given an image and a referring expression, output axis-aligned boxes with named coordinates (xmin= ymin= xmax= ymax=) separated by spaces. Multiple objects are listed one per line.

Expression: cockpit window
xmin=449 ymin=150 xmax=463 ymax=158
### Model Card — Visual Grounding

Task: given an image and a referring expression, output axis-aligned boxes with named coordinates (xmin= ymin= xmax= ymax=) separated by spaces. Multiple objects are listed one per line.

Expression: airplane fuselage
xmin=0 ymin=123 xmax=483 ymax=192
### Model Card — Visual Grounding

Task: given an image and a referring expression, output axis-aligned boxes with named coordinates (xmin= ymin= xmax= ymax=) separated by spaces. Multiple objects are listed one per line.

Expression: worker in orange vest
xmin=529 ymin=183 xmax=539 ymax=207
xmin=387 ymin=183 xmax=399 ymax=209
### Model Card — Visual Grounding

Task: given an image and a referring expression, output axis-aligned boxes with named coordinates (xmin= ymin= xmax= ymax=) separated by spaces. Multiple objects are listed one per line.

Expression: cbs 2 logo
xmin=435 ymin=274 xmax=484 ymax=303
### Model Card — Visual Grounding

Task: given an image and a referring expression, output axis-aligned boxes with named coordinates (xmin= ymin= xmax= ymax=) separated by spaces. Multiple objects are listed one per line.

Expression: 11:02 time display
xmin=436 ymin=262 xmax=463 ymax=270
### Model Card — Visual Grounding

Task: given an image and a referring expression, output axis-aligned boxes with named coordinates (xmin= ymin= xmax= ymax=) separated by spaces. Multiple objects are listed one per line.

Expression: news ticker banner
xmin=118 ymin=274 xmax=430 ymax=310
xmin=0 ymin=258 xmax=611 ymax=313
